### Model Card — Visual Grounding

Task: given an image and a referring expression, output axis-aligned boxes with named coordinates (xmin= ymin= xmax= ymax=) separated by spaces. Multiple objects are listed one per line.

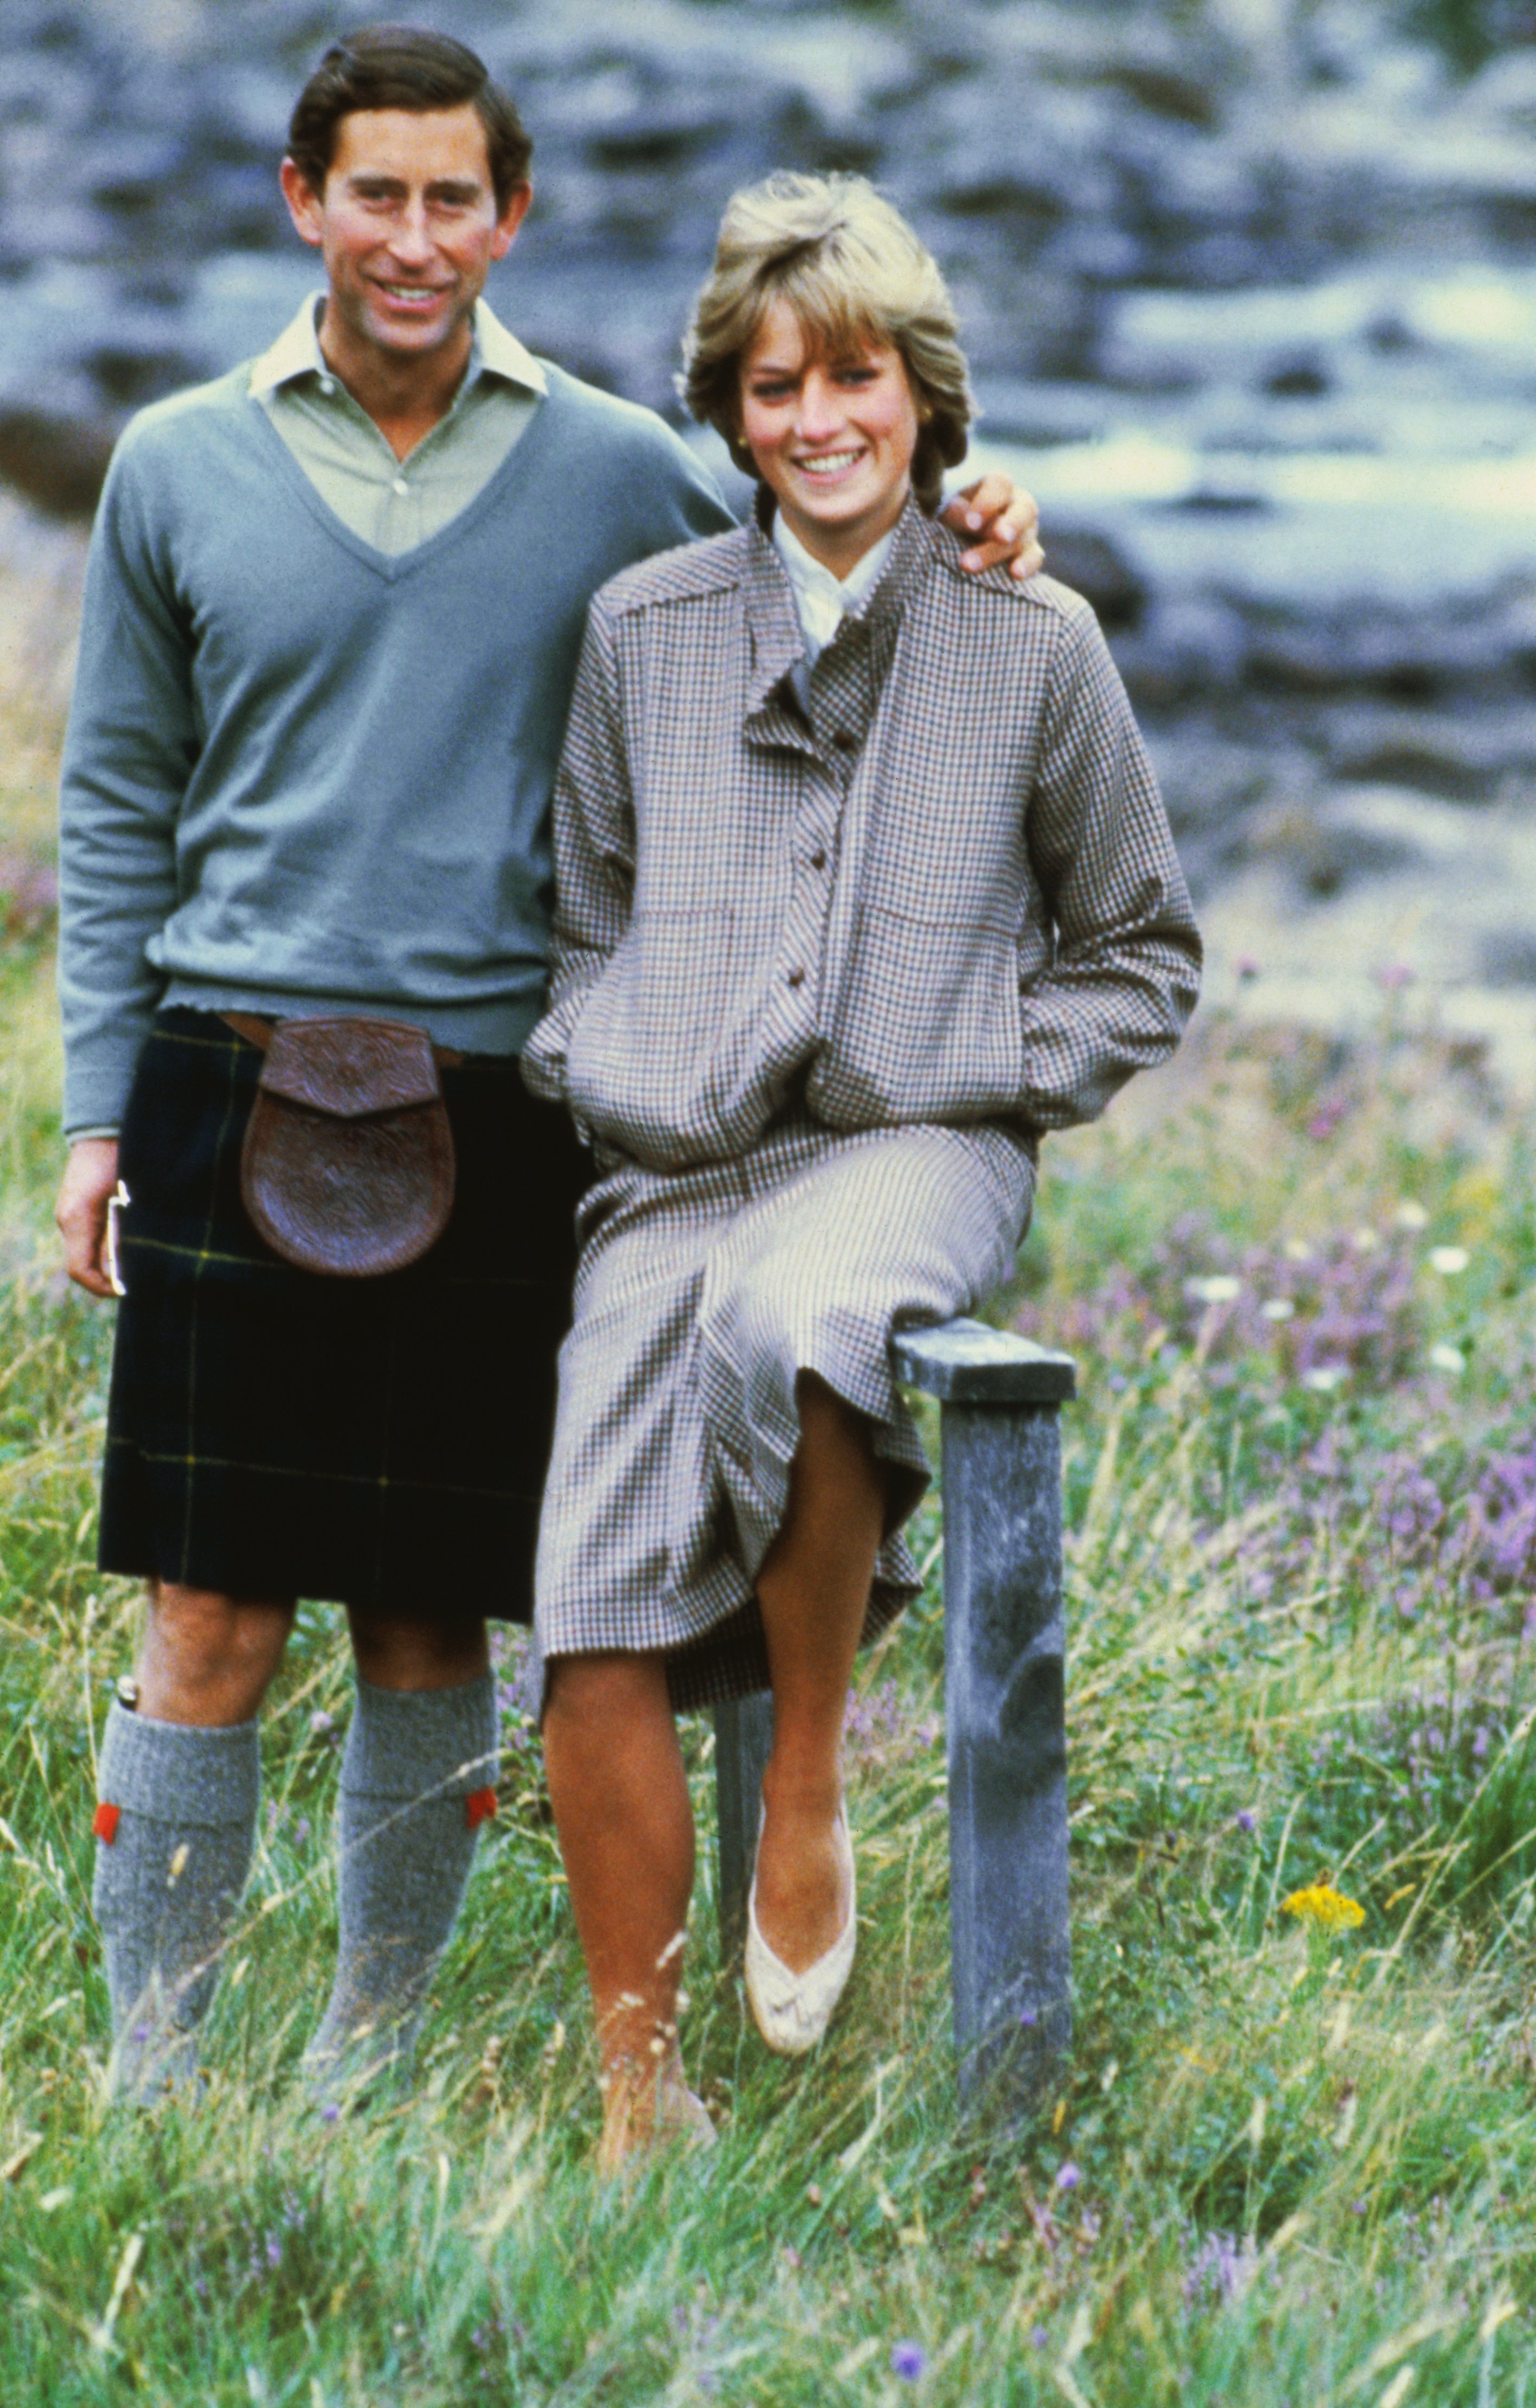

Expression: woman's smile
xmin=739 ymin=295 xmax=920 ymax=577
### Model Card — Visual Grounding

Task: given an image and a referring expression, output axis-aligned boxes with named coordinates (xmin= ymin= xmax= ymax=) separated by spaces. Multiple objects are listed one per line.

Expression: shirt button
xmin=810 ymin=850 xmax=827 ymax=870
xmin=319 ymin=377 xmax=336 ymax=396
xmin=786 ymin=967 xmax=805 ymax=988
xmin=393 ymin=477 xmax=409 ymax=496
xmin=832 ymin=730 xmax=858 ymax=753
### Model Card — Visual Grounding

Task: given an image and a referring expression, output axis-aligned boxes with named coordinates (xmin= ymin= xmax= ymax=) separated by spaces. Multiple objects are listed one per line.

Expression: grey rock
xmin=1038 ymin=526 xmax=1146 ymax=631
xmin=0 ymin=403 xmax=118 ymax=516
xmin=1322 ymin=703 xmax=1536 ymax=801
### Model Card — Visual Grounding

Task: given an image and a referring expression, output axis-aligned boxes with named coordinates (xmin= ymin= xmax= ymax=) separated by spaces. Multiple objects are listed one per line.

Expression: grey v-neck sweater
xmin=58 ymin=360 xmax=731 ymax=1133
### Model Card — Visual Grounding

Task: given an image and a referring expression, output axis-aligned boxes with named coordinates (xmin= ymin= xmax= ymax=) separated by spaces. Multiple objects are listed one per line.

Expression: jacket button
xmin=832 ymin=730 xmax=858 ymax=752
xmin=810 ymin=850 xmax=827 ymax=870
xmin=786 ymin=967 xmax=805 ymax=988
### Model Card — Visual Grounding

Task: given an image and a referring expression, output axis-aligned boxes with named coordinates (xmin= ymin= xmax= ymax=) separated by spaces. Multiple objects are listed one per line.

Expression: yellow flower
xmin=1282 ymin=1883 xmax=1366 ymax=1931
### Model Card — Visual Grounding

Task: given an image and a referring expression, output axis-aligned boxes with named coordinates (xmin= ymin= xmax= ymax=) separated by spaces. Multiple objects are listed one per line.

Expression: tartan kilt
xmin=99 ymin=1009 xmax=588 ymax=1617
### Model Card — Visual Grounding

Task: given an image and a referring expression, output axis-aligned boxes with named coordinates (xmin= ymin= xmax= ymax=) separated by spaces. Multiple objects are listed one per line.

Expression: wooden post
xmin=713 ymin=1316 xmax=1076 ymax=2110
xmin=891 ymin=1319 xmax=1076 ymax=2105
xmin=713 ymin=1687 xmax=774 ymax=1959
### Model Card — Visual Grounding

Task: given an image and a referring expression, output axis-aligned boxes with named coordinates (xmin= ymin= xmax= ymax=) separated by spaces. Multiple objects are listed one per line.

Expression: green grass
xmin=4 ymin=544 xmax=1536 ymax=2400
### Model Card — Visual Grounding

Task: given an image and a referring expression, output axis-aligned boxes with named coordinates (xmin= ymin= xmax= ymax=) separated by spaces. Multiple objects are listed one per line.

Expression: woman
xmin=522 ymin=172 xmax=1201 ymax=2169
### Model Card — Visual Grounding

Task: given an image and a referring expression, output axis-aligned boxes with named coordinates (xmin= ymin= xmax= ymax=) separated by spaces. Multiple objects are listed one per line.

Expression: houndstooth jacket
xmin=522 ymin=496 xmax=1201 ymax=1172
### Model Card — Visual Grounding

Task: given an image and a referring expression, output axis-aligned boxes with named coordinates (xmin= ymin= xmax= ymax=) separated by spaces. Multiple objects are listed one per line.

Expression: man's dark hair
xmin=287 ymin=25 xmax=532 ymax=211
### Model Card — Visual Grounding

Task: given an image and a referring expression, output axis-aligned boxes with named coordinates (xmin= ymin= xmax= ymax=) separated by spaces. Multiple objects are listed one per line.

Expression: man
xmin=54 ymin=25 xmax=1043 ymax=2105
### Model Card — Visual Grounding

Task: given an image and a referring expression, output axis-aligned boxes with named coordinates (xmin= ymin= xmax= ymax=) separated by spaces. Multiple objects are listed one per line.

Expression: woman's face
xmin=738 ymin=296 xmax=920 ymax=577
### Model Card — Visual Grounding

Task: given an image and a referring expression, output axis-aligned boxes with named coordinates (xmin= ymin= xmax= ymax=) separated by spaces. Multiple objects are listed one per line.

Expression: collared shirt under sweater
xmin=249 ymin=294 xmax=547 ymax=555
xmin=57 ymin=331 xmax=731 ymax=1134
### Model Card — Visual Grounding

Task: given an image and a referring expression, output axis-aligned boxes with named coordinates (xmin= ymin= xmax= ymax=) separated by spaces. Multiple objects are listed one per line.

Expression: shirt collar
xmin=470 ymin=300 xmax=549 ymax=395
xmin=248 ymin=294 xmax=548 ymax=401
xmin=248 ymin=295 xmax=330 ymax=397
xmin=771 ymin=510 xmax=898 ymax=625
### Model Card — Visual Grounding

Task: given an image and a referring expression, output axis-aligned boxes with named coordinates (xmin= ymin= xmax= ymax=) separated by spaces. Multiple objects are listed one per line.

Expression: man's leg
xmin=94 ymin=1582 xmax=292 ymax=2099
xmin=303 ymin=1608 xmax=497 ymax=2103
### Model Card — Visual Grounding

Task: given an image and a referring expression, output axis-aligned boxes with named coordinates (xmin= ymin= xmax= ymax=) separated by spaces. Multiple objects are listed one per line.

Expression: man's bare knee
xmin=140 ymin=1582 xmax=293 ymax=1722
xmin=346 ymin=1606 xmax=489 ymax=1692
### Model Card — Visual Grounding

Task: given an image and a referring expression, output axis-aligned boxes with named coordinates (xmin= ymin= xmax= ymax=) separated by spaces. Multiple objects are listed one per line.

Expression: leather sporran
xmin=239 ymin=1017 xmax=456 ymax=1277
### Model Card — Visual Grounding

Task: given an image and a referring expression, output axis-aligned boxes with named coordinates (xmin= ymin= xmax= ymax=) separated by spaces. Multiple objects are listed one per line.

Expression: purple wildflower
xmin=891 ymin=2342 xmax=926 ymax=2381
xmin=498 ymin=1641 xmax=543 ymax=1725
xmin=319 ymin=2102 xmax=341 ymax=2125
xmin=1236 ymin=1809 xmax=1257 ymax=1834
xmin=843 ymin=1678 xmax=940 ymax=1771
xmin=1183 ymin=2230 xmax=1257 ymax=2308
xmin=1019 ymin=2007 xmax=1039 ymax=2028
xmin=310 ymin=1709 xmax=335 ymax=1737
xmin=1055 ymin=2162 xmax=1080 ymax=2193
xmin=1031 ymin=2325 xmax=1049 ymax=2349
xmin=131 ymin=2021 xmax=150 ymax=2044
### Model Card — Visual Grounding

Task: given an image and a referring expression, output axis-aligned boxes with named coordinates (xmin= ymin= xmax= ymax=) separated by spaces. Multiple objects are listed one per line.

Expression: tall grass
xmin=2 ymin=530 xmax=1534 ymax=2400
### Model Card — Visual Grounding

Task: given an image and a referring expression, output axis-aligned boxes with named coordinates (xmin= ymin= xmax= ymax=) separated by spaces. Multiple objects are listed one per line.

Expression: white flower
xmin=1394 ymin=1200 xmax=1429 ymax=1231
xmin=1302 ymin=1364 xmax=1348 ymax=1393
xmin=1260 ymin=1298 xmax=1295 ymax=1322
xmin=1352 ymin=1227 xmax=1381 ymax=1254
xmin=1283 ymin=1240 xmax=1315 ymax=1263
xmin=1190 ymin=1275 xmax=1241 ymax=1304
xmin=1429 ymin=1246 xmax=1469 ymax=1276
xmin=1429 ymin=1343 xmax=1466 ymax=1374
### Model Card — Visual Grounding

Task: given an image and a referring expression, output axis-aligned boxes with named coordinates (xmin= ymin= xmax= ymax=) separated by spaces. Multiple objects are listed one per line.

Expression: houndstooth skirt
xmin=534 ymin=1114 xmax=1036 ymax=1711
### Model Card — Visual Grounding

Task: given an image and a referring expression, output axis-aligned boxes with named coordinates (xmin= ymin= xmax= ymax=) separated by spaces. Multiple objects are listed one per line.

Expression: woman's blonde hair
xmin=681 ymin=172 xmax=973 ymax=513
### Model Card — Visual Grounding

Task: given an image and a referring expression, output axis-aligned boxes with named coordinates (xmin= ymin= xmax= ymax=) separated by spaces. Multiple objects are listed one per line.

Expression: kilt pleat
xmin=99 ymin=1010 xmax=588 ymax=1617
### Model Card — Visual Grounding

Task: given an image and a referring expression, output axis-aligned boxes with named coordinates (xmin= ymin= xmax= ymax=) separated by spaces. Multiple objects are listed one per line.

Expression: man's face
xmin=280 ymin=105 xmax=530 ymax=373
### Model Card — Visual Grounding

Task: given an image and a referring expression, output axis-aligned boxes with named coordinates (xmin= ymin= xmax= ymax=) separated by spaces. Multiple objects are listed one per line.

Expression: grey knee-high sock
xmin=92 ymin=1700 xmax=260 ymax=2101
xmin=304 ymin=1673 xmax=498 ymax=2103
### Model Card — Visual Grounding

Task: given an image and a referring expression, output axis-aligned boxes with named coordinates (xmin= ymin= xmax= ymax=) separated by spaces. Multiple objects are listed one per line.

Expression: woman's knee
xmin=543 ymin=1650 xmax=671 ymax=1732
xmin=791 ymin=1372 xmax=882 ymax=1489
xmin=795 ymin=1369 xmax=866 ymax=1441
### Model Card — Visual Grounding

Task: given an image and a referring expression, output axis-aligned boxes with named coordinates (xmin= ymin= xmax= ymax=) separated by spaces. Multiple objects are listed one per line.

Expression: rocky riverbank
xmin=5 ymin=1 xmax=1536 ymax=1070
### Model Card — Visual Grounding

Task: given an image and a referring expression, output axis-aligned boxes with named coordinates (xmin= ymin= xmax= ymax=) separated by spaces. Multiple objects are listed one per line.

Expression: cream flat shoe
xmin=744 ymin=1805 xmax=856 ymax=2056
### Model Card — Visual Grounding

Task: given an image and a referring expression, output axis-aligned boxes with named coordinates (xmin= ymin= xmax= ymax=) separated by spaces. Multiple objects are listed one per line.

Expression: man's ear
xmin=489 ymin=182 xmax=534 ymax=262
xmin=279 ymin=156 xmax=325 ymax=249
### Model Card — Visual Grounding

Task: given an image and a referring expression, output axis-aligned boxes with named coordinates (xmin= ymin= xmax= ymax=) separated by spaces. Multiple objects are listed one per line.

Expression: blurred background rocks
xmin=6 ymin=0 xmax=1536 ymax=1068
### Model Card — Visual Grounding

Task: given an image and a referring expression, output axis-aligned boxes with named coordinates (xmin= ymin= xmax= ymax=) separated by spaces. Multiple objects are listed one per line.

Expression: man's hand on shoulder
xmin=56 ymin=1136 xmax=121 ymax=1299
xmin=941 ymin=473 xmax=1045 ymax=582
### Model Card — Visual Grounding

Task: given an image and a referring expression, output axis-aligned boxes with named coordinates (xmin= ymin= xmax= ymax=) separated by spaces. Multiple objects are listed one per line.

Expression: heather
xmin=3 ymin=560 xmax=1536 ymax=2396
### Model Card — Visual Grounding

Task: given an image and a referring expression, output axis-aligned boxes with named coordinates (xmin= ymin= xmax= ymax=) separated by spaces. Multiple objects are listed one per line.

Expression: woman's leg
xmin=542 ymin=1652 xmax=702 ymax=2170
xmin=753 ymin=1371 xmax=887 ymax=1972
